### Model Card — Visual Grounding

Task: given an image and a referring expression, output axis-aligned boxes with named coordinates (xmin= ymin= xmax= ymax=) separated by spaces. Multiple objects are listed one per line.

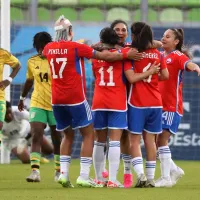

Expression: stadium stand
xmin=80 ymin=8 xmax=104 ymax=22
xmin=187 ymin=8 xmax=200 ymax=22
xmin=11 ymin=7 xmax=24 ymax=21
xmin=160 ymin=8 xmax=183 ymax=22
xmin=37 ymin=7 xmax=51 ymax=21
xmin=54 ymin=8 xmax=78 ymax=21
xmin=107 ymin=7 xmax=130 ymax=22
xmin=134 ymin=8 xmax=158 ymax=22
xmin=52 ymin=0 xmax=78 ymax=5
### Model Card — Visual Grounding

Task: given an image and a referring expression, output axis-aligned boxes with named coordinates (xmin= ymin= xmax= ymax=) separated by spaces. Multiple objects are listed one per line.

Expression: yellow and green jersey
xmin=0 ymin=48 xmax=19 ymax=101
xmin=26 ymin=54 xmax=52 ymax=111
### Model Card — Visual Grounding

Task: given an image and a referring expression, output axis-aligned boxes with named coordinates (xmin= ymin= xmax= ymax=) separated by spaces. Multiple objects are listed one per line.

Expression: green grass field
xmin=0 ymin=160 xmax=199 ymax=200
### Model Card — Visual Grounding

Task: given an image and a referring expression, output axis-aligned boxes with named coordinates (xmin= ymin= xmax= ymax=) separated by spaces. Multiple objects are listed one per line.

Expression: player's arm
xmin=151 ymin=40 xmax=162 ymax=48
xmin=0 ymin=50 xmax=21 ymax=90
xmin=158 ymin=54 xmax=169 ymax=81
xmin=186 ymin=62 xmax=200 ymax=76
xmin=18 ymin=60 xmax=34 ymax=112
xmin=125 ymin=62 xmax=160 ymax=83
xmin=94 ymin=48 xmax=142 ymax=62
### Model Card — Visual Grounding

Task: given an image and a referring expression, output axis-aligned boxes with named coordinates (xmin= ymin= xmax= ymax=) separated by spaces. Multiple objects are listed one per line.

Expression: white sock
xmin=108 ymin=141 xmax=120 ymax=181
xmin=146 ymin=161 xmax=156 ymax=180
xmin=60 ymin=155 xmax=71 ymax=179
xmin=121 ymin=154 xmax=132 ymax=174
xmin=159 ymin=146 xmax=171 ymax=179
xmin=170 ymin=159 xmax=178 ymax=173
xmin=132 ymin=157 xmax=144 ymax=178
xmin=80 ymin=157 xmax=92 ymax=180
xmin=93 ymin=141 xmax=106 ymax=181
xmin=103 ymin=153 xmax=107 ymax=171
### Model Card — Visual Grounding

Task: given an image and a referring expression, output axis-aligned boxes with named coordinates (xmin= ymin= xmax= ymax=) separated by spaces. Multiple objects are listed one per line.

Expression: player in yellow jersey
xmin=18 ymin=32 xmax=62 ymax=182
xmin=0 ymin=48 xmax=21 ymax=133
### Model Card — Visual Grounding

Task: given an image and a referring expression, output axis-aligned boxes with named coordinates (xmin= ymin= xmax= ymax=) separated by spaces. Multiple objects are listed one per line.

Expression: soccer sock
xmin=60 ymin=155 xmax=71 ymax=179
xmin=30 ymin=152 xmax=41 ymax=172
xmin=146 ymin=161 xmax=156 ymax=180
xmin=108 ymin=141 xmax=120 ymax=181
xmin=132 ymin=157 xmax=144 ymax=178
xmin=80 ymin=157 xmax=92 ymax=180
xmin=103 ymin=153 xmax=107 ymax=171
xmin=159 ymin=146 xmax=171 ymax=179
xmin=121 ymin=153 xmax=132 ymax=174
xmin=93 ymin=141 xmax=106 ymax=180
xmin=170 ymin=159 xmax=178 ymax=173
xmin=54 ymin=154 xmax=60 ymax=172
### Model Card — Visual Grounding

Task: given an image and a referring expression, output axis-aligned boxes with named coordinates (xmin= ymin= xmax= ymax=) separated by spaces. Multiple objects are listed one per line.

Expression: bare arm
xmin=151 ymin=40 xmax=162 ymax=48
xmin=186 ymin=62 xmax=200 ymax=76
xmin=18 ymin=79 xmax=34 ymax=111
xmin=125 ymin=62 xmax=160 ymax=83
xmin=93 ymin=48 xmax=143 ymax=62
xmin=159 ymin=68 xmax=169 ymax=81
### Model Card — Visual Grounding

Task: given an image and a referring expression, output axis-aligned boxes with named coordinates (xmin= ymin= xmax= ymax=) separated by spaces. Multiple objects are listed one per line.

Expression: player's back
xmin=92 ymin=49 xmax=131 ymax=111
xmin=129 ymin=48 xmax=164 ymax=107
xmin=44 ymin=41 xmax=94 ymax=105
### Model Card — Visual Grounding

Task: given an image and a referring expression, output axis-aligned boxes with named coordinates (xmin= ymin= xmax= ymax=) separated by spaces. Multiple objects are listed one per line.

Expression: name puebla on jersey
xmin=142 ymin=52 xmax=158 ymax=59
xmin=47 ymin=49 xmax=68 ymax=55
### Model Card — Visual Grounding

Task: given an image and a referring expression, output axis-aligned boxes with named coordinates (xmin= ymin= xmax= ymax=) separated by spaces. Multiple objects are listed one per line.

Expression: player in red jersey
xmin=92 ymin=27 xmax=160 ymax=188
xmin=43 ymin=15 xmax=141 ymax=188
xmin=155 ymin=28 xmax=200 ymax=187
xmin=126 ymin=22 xmax=169 ymax=188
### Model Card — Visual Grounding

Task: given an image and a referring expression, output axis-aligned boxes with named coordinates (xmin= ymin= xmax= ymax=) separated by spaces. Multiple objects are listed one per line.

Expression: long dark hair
xmin=110 ymin=19 xmax=128 ymax=31
xmin=130 ymin=22 xmax=153 ymax=52
xmin=33 ymin=32 xmax=52 ymax=52
xmin=170 ymin=28 xmax=192 ymax=59
xmin=100 ymin=27 xmax=120 ymax=45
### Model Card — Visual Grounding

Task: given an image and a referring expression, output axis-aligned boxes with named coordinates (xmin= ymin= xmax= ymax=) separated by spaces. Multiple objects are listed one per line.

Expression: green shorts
xmin=29 ymin=107 xmax=56 ymax=126
xmin=0 ymin=101 xmax=6 ymax=122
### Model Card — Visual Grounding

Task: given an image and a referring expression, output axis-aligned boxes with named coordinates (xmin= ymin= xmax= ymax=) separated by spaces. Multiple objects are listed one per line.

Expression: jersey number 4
xmin=50 ymin=58 xmax=67 ymax=79
xmin=143 ymin=63 xmax=152 ymax=83
xmin=98 ymin=66 xmax=115 ymax=86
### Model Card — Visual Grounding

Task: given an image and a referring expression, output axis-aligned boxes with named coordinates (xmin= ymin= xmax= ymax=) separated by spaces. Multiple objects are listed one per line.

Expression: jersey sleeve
xmin=26 ymin=60 xmax=34 ymax=79
xmin=178 ymin=53 xmax=190 ymax=70
xmin=123 ymin=60 xmax=134 ymax=71
xmin=77 ymin=43 xmax=95 ymax=59
xmin=160 ymin=53 xmax=167 ymax=70
xmin=2 ymin=49 xmax=19 ymax=68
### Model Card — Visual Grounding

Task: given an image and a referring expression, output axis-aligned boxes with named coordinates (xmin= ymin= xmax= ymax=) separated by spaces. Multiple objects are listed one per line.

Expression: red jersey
xmin=159 ymin=50 xmax=190 ymax=115
xmin=43 ymin=41 xmax=95 ymax=105
xmin=92 ymin=49 xmax=133 ymax=111
xmin=127 ymin=48 xmax=167 ymax=108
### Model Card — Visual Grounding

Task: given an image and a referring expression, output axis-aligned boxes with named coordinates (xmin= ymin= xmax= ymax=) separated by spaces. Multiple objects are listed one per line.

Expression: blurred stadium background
xmin=1 ymin=0 xmax=200 ymax=160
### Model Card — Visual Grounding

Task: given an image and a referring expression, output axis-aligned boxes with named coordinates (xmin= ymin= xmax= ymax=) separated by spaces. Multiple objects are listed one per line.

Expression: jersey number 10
xmin=98 ymin=66 xmax=115 ymax=86
xmin=50 ymin=58 xmax=67 ymax=79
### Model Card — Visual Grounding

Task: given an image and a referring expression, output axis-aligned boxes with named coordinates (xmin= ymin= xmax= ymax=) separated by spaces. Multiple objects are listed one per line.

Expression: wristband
xmin=20 ymin=95 xmax=26 ymax=101
xmin=6 ymin=77 xmax=13 ymax=83
xmin=122 ymin=51 xmax=128 ymax=59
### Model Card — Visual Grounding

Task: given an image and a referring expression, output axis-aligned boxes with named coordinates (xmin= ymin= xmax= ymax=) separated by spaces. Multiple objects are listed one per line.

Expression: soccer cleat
xmin=26 ymin=170 xmax=41 ymax=182
xmin=145 ymin=179 xmax=155 ymax=188
xmin=94 ymin=179 xmax=107 ymax=187
xmin=54 ymin=171 xmax=61 ymax=182
xmin=40 ymin=157 xmax=50 ymax=164
xmin=135 ymin=174 xmax=147 ymax=188
xmin=107 ymin=180 xmax=124 ymax=188
xmin=123 ymin=174 xmax=133 ymax=188
xmin=170 ymin=167 xmax=185 ymax=186
xmin=155 ymin=177 xmax=172 ymax=187
xmin=76 ymin=176 xmax=103 ymax=188
xmin=58 ymin=175 xmax=74 ymax=188
xmin=102 ymin=169 xmax=109 ymax=179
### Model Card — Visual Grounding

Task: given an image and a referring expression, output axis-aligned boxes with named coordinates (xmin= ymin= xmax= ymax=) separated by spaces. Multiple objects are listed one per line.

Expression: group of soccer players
xmin=0 ymin=14 xmax=200 ymax=188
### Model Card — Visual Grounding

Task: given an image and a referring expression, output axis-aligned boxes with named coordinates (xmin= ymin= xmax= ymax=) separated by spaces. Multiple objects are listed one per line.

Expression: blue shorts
xmin=53 ymin=100 xmax=93 ymax=131
xmin=93 ymin=111 xmax=127 ymax=130
xmin=128 ymin=105 xmax=162 ymax=134
xmin=162 ymin=111 xmax=182 ymax=134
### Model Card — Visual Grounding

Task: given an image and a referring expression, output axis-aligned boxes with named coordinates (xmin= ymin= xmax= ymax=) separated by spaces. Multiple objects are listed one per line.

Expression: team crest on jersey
xmin=166 ymin=58 xmax=172 ymax=64
xmin=35 ymin=66 xmax=40 ymax=69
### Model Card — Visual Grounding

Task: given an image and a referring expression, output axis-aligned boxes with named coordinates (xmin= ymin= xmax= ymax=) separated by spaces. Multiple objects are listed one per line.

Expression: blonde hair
xmin=54 ymin=15 xmax=72 ymax=41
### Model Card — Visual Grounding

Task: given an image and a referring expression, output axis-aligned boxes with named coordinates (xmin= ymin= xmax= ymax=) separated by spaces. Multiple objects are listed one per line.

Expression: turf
xmin=0 ymin=160 xmax=199 ymax=200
